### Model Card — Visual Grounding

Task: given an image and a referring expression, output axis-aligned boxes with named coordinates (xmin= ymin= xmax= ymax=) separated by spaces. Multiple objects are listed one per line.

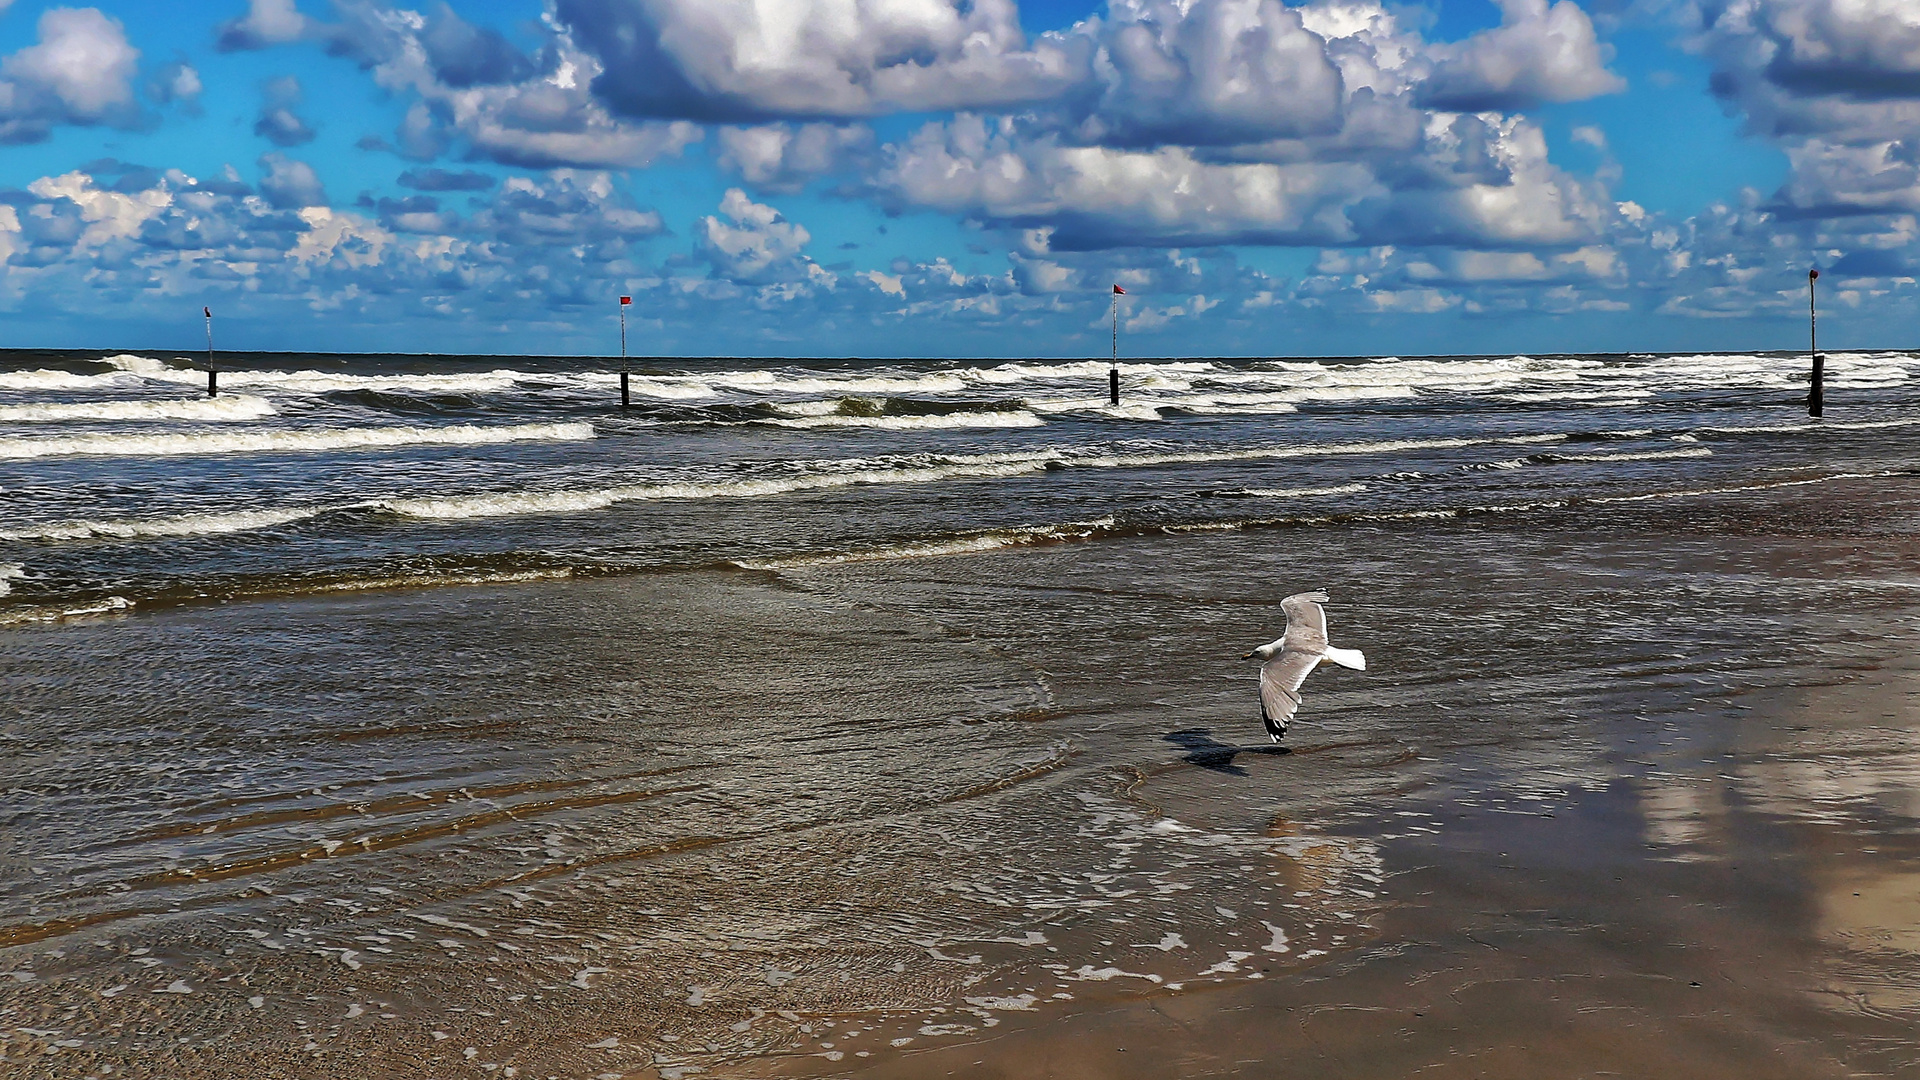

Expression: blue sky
xmin=0 ymin=0 xmax=1914 ymax=358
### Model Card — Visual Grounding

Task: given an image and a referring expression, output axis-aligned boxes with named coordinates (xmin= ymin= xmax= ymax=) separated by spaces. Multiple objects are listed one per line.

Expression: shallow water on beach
xmin=4 ymin=348 xmax=1920 ymax=1077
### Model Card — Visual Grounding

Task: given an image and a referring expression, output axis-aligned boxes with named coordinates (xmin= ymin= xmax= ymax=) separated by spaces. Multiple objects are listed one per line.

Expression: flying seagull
xmin=1243 ymin=591 xmax=1366 ymax=741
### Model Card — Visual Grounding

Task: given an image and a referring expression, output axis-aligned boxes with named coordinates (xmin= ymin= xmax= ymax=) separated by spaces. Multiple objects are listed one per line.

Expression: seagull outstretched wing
xmin=1259 ymin=649 xmax=1320 ymax=737
xmin=1279 ymin=590 xmax=1329 ymax=653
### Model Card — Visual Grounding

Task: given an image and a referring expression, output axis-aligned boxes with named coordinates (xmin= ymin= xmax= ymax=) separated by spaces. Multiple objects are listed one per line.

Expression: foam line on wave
xmin=102 ymin=354 xmax=527 ymax=395
xmin=0 ymin=395 xmax=277 ymax=423
xmin=728 ymin=517 xmax=1120 ymax=569
xmin=1 ymin=430 xmax=1583 ymax=545
xmin=0 ymin=506 xmax=331 ymax=542
xmin=0 ymin=421 xmax=594 ymax=460
xmin=755 ymin=410 xmax=1045 ymax=431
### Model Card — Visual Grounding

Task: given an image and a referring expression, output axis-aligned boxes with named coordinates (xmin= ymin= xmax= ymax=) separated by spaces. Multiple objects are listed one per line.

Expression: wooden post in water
xmin=619 ymin=294 xmax=632 ymax=408
xmin=1808 ymin=269 xmax=1823 ymax=418
xmin=203 ymin=306 xmax=217 ymax=398
xmin=1109 ymin=284 xmax=1125 ymax=405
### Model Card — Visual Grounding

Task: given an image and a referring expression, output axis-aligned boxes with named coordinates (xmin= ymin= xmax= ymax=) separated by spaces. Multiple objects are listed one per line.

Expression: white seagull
xmin=1243 ymin=591 xmax=1367 ymax=741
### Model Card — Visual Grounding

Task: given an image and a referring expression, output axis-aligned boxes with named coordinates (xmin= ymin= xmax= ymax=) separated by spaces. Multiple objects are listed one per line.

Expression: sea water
xmin=3 ymin=347 xmax=1920 ymax=1077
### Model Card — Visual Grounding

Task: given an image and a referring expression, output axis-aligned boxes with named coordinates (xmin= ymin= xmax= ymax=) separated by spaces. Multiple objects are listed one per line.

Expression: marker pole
xmin=619 ymin=296 xmax=630 ymax=408
xmin=1109 ymin=294 xmax=1120 ymax=405
xmin=1808 ymin=268 xmax=1823 ymax=418
xmin=204 ymin=307 xmax=217 ymax=398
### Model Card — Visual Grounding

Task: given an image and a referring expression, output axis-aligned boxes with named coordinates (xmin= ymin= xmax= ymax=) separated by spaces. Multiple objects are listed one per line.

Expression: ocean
xmin=3 ymin=348 xmax=1919 ymax=1077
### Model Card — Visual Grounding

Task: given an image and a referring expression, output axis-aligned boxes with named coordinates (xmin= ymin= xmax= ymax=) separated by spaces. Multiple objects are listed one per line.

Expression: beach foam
xmin=758 ymin=410 xmax=1045 ymax=431
xmin=0 ymin=421 xmax=593 ymax=460
xmin=0 ymin=395 xmax=277 ymax=423
xmin=0 ymin=368 xmax=124 ymax=392
xmin=730 ymin=518 xmax=1119 ymax=569
xmin=0 ymin=506 xmax=329 ymax=542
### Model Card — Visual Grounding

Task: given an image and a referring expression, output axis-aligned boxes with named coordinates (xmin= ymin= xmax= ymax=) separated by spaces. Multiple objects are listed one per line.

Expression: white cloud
xmin=26 ymin=169 xmax=171 ymax=249
xmin=0 ymin=7 xmax=140 ymax=143
xmin=858 ymin=268 xmax=904 ymax=295
xmin=552 ymin=0 xmax=1086 ymax=120
xmin=216 ymin=0 xmax=312 ymax=51
xmin=1420 ymin=0 xmax=1624 ymax=111
xmin=882 ymin=106 xmax=1611 ymax=251
xmin=151 ymin=59 xmax=203 ymax=106
xmin=697 ymin=188 xmax=817 ymax=283
xmin=716 ymin=123 xmax=874 ymax=193
xmin=254 ymin=74 xmax=315 ymax=146
xmin=259 ymin=152 xmax=328 ymax=209
xmin=1691 ymin=0 xmax=1920 ymax=220
xmin=292 ymin=207 xmax=392 ymax=268
xmin=217 ymin=0 xmax=704 ymax=171
xmin=1070 ymin=0 xmax=1347 ymax=147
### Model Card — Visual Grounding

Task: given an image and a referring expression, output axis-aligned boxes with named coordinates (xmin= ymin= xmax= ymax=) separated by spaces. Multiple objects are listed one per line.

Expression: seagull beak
xmin=1241 ymin=651 xmax=1255 ymax=660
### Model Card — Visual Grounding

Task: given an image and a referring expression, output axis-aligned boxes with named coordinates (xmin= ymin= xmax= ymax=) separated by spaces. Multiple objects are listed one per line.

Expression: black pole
xmin=619 ymin=298 xmax=630 ymax=408
xmin=204 ymin=307 xmax=217 ymax=398
xmin=1108 ymin=366 xmax=1119 ymax=405
xmin=1808 ymin=268 xmax=1823 ymax=418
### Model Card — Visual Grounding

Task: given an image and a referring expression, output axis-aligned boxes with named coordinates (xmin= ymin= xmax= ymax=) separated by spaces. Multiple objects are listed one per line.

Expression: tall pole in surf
xmin=203 ymin=306 xmax=217 ymax=398
xmin=619 ymin=294 xmax=631 ymax=408
xmin=1807 ymin=269 xmax=1823 ymax=418
xmin=1109 ymin=284 xmax=1125 ymax=405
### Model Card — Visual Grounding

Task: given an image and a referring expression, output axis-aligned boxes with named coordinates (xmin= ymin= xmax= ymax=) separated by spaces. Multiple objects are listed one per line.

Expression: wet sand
xmin=6 ymin=476 xmax=1920 ymax=1077
xmin=771 ymin=661 xmax=1920 ymax=1079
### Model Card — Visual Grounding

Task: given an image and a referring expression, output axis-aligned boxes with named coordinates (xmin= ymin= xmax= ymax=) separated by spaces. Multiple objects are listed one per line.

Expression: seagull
xmin=1243 ymin=591 xmax=1366 ymax=741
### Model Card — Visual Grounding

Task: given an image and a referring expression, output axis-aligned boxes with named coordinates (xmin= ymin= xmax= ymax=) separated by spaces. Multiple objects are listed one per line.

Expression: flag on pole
xmin=619 ymin=296 xmax=632 ymax=305
xmin=1112 ymin=285 xmax=1126 ymax=295
xmin=204 ymin=307 xmax=211 ymax=317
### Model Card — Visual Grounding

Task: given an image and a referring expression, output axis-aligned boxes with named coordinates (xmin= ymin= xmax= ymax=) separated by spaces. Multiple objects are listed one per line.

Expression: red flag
xmin=203 ymin=307 xmax=211 ymax=318
xmin=619 ymin=296 xmax=632 ymax=305
xmin=1112 ymin=285 xmax=1126 ymax=295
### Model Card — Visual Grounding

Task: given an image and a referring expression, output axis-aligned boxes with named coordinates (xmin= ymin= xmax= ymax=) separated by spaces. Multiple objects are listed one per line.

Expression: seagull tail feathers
xmin=1323 ymin=646 xmax=1366 ymax=671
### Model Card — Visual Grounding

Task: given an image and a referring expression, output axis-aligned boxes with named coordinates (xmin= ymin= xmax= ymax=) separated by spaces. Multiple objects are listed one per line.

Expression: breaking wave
xmin=0 ymin=395 xmax=277 ymax=423
xmin=0 ymin=421 xmax=594 ymax=460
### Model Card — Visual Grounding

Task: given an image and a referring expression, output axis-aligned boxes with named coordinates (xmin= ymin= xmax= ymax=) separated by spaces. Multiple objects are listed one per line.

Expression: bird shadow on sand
xmin=1163 ymin=728 xmax=1290 ymax=776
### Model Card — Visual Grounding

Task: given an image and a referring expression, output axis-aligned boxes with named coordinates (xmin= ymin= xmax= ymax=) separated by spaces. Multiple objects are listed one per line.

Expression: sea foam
xmin=0 ymin=395 xmax=277 ymax=423
xmin=0 ymin=506 xmax=329 ymax=542
xmin=0 ymin=421 xmax=593 ymax=460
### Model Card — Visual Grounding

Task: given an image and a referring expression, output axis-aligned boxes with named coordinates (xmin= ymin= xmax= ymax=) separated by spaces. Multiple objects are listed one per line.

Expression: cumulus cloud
xmin=254 ymin=75 xmax=316 ymax=146
xmin=0 ymin=7 xmax=141 ymax=143
xmin=418 ymin=1 xmax=536 ymax=88
xmin=216 ymin=0 xmax=312 ymax=51
xmin=149 ymin=58 xmax=203 ymax=109
xmin=1419 ymin=0 xmax=1624 ymax=111
xmin=259 ymin=152 xmax=329 ymax=209
xmin=467 ymin=170 xmax=665 ymax=246
xmin=1690 ymin=0 xmax=1920 ymax=220
xmin=217 ymin=0 xmax=705 ymax=171
xmin=552 ymin=0 xmax=1086 ymax=121
xmin=1 ymin=160 xmax=679 ymax=325
xmin=697 ymin=188 xmax=818 ymax=283
xmin=1069 ymin=0 xmax=1346 ymax=147
xmin=884 ymin=114 xmax=1376 ymax=248
xmin=715 ymin=123 xmax=873 ymax=192
xmin=882 ymin=105 xmax=1611 ymax=252
xmin=860 ymin=0 xmax=1628 ymax=257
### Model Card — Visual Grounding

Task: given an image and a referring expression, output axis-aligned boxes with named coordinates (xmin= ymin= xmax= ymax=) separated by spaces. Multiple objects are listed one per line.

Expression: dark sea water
xmin=1 ymin=347 xmax=1915 ymax=617
xmin=3 ymin=348 xmax=1920 ymax=1077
